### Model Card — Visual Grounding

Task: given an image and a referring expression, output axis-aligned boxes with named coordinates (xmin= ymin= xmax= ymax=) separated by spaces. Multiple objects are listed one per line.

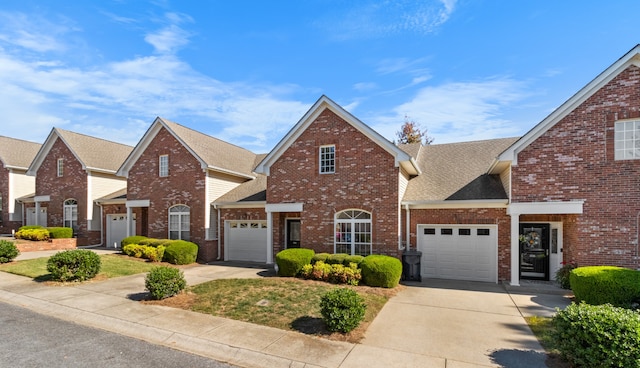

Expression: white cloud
xmin=0 ymin=12 xmax=74 ymax=53
xmin=369 ymin=77 xmax=528 ymax=144
xmin=144 ymin=13 xmax=193 ymax=55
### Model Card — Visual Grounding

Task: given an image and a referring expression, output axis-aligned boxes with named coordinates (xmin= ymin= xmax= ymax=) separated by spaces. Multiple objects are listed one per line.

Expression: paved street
xmin=0 ymin=301 xmax=236 ymax=368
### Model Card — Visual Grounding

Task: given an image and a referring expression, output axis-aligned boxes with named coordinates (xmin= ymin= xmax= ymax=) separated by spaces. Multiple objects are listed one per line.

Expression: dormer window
xmin=615 ymin=120 xmax=640 ymax=160
xmin=159 ymin=155 xmax=169 ymax=177
xmin=319 ymin=145 xmax=335 ymax=174
xmin=57 ymin=158 xmax=64 ymax=177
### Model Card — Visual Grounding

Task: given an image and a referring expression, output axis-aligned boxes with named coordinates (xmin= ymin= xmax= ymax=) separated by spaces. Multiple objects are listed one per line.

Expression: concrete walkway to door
xmin=354 ymin=279 xmax=571 ymax=367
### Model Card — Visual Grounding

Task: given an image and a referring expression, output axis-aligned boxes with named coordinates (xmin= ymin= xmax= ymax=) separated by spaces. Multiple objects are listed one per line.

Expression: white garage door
xmin=417 ymin=224 xmax=497 ymax=283
xmin=106 ymin=214 xmax=134 ymax=249
xmin=226 ymin=220 xmax=268 ymax=262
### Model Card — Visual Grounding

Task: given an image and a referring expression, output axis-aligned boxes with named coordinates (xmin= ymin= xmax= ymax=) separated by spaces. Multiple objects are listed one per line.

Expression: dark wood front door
xmin=519 ymin=223 xmax=550 ymax=280
xmin=286 ymin=219 xmax=301 ymax=248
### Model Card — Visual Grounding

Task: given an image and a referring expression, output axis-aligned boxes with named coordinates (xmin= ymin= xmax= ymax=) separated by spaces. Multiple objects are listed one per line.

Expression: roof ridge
xmin=158 ymin=117 xmax=256 ymax=155
xmin=54 ymin=127 xmax=134 ymax=149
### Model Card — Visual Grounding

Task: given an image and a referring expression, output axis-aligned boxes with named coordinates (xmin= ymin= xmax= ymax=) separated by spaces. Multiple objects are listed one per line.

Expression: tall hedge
xmin=570 ymin=266 xmax=640 ymax=307
xmin=360 ymin=255 xmax=402 ymax=288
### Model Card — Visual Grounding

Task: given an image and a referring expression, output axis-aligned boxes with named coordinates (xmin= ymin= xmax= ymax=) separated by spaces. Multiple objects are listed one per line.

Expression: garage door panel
xmin=418 ymin=225 xmax=497 ymax=283
xmin=226 ymin=221 xmax=267 ymax=263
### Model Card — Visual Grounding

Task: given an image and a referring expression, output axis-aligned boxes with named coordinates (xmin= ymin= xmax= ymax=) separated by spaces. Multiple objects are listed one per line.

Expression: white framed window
xmin=334 ymin=209 xmax=372 ymax=256
xmin=159 ymin=155 xmax=169 ymax=177
xmin=63 ymin=199 xmax=78 ymax=231
xmin=57 ymin=158 xmax=64 ymax=177
xmin=319 ymin=145 xmax=335 ymax=174
xmin=169 ymin=205 xmax=190 ymax=241
xmin=615 ymin=120 xmax=640 ymax=160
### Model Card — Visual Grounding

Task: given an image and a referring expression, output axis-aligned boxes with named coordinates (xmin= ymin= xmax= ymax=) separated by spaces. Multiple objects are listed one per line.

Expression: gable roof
xmin=254 ymin=95 xmax=421 ymax=176
xmin=213 ymin=174 xmax=267 ymax=206
xmin=27 ymin=128 xmax=133 ymax=176
xmin=403 ymin=137 xmax=518 ymax=204
xmin=117 ymin=117 xmax=258 ymax=179
xmin=0 ymin=136 xmax=41 ymax=170
xmin=491 ymin=44 xmax=640 ymax=172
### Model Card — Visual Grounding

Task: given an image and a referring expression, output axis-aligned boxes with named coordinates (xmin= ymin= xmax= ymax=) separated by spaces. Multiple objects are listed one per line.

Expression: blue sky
xmin=1 ymin=1 xmax=639 ymax=152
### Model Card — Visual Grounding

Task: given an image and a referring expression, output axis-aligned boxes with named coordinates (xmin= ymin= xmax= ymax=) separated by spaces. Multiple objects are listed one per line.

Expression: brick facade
xmin=35 ymin=139 xmax=100 ymax=246
xmin=126 ymin=127 xmax=215 ymax=261
xmin=512 ymin=65 xmax=640 ymax=269
xmin=0 ymin=167 xmax=14 ymax=234
xmin=266 ymin=108 xmax=401 ymax=258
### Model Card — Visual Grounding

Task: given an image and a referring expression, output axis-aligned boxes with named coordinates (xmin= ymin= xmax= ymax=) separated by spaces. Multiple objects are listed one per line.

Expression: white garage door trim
xmin=417 ymin=224 xmax=498 ymax=283
xmin=225 ymin=220 xmax=268 ymax=262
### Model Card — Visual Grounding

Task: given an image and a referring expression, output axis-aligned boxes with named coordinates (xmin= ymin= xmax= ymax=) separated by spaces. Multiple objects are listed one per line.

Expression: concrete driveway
xmin=346 ymin=279 xmax=571 ymax=368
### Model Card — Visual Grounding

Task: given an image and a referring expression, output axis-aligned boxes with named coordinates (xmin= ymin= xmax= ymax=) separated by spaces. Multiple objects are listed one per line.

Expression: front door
xmin=519 ymin=223 xmax=550 ymax=280
xmin=286 ymin=219 xmax=301 ymax=248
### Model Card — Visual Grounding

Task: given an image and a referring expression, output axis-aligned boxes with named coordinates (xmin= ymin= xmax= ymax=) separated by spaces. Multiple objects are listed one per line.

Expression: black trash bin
xmin=402 ymin=250 xmax=422 ymax=281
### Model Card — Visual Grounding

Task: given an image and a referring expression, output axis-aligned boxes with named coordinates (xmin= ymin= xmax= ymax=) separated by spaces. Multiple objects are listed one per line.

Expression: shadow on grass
xmin=290 ymin=316 xmax=330 ymax=335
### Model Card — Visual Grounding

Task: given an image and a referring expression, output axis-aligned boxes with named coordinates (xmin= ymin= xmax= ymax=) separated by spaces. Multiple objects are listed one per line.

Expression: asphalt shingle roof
xmin=56 ymin=128 xmax=134 ymax=172
xmin=0 ymin=136 xmax=41 ymax=169
xmin=214 ymin=174 xmax=267 ymax=203
xmin=403 ymin=137 xmax=519 ymax=202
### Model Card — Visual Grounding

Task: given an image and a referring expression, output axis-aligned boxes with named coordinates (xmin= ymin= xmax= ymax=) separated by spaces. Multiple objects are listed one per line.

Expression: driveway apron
xmin=357 ymin=279 xmax=550 ymax=368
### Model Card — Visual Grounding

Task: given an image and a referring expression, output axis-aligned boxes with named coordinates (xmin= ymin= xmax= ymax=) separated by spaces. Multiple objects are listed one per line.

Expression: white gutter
xmin=216 ymin=206 xmax=222 ymax=260
xmin=403 ymin=199 xmax=509 ymax=209
xmin=405 ymin=204 xmax=410 ymax=251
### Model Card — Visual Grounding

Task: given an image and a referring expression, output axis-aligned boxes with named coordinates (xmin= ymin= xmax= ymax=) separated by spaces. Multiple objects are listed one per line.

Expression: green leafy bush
xmin=326 ymin=253 xmax=348 ymax=265
xmin=360 ymin=255 xmax=402 ymax=288
xmin=122 ymin=244 xmax=145 ymax=258
xmin=163 ymin=240 xmax=198 ymax=265
xmin=555 ymin=260 xmax=577 ymax=289
xmin=0 ymin=240 xmax=19 ymax=263
xmin=275 ymin=248 xmax=314 ymax=277
xmin=18 ymin=225 xmax=44 ymax=231
xmin=570 ymin=266 xmax=640 ymax=307
xmin=47 ymin=227 xmax=73 ymax=239
xmin=343 ymin=255 xmax=364 ymax=266
xmin=121 ymin=236 xmax=148 ymax=247
xmin=311 ymin=253 xmax=330 ymax=264
xmin=552 ymin=303 xmax=640 ymax=368
xmin=320 ymin=288 xmax=366 ymax=333
xmin=15 ymin=228 xmax=50 ymax=241
xmin=145 ymin=266 xmax=186 ymax=300
xmin=46 ymin=250 xmax=101 ymax=282
xmin=143 ymin=245 xmax=165 ymax=262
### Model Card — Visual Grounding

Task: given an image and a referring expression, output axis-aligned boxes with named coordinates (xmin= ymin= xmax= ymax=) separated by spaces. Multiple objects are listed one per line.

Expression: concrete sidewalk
xmin=0 ymin=249 xmax=572 ymax=368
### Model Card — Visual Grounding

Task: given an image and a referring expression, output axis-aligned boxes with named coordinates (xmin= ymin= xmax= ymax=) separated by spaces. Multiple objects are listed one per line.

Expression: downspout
xmin=405 ymin=204 xmax=410 ymax=252
xmin=216 ymin=206 xmax=222 ymax=260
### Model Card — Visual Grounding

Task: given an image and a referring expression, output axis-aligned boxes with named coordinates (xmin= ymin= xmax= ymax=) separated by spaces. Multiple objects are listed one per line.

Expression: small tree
xmin=396 ymin=116 xmax=434 ymax=145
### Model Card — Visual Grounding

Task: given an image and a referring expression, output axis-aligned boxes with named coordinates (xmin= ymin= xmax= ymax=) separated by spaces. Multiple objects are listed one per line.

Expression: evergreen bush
xmin=320 ymin=288 xmax=366 ymax=333
xmin=145 ymin=266 xmax=186 ymax=300
xmin=46 ymin=250 xmax=101 ymax=282
xmin=0 ymin=240 xmax=19 ymax=263
xmin=360 ymin=255 xmax=402 ymax=288
xmin=275 ymin=248 xmax=314 ymax=276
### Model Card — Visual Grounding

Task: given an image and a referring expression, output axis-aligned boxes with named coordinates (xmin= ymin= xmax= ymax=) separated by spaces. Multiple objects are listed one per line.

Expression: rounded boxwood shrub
xmin=275 ymin=248 xmax=315 ymax=277
xmin=320 ymin=288 xmax=366 ymax=333
xmin=46 ymin=227 xmax=73 ymax=239
xmin=145 ymin=266 xmax=186 ymax=300
xmin=570 ymin=266 xmax=640 ymax=307
xmin=343 ymin=255 xmax=364 ymax=267
xmin=121 ymin=235 xmax=148 ymax=247
xmin=311 ymin=253 xmax=330 ymax=264
xmin=15 ymin=228 xmax=50 ymax=241
xmin=46 ymin=249 xmax=101 ymax=282
xmin=360 ymin=255 xmax=402 ymax=288
xmin=163 ymin=240 xmax=199 ymax=265
xmin=326 ymin=253 xmax=348 ymax=265
xmin=0 ymin=240 xmax=19 ymax=263
xmin=552 ymin=302 xmax=640 ymax=367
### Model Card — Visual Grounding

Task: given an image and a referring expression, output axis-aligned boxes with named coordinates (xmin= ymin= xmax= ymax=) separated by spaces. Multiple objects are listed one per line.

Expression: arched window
xmin=63 ymin=199 xmax=78 ymax=230
xmin=335 ymin=209 xmax=372 ymax=256
xmin=169 ymin=205 xmax=190 ymax=241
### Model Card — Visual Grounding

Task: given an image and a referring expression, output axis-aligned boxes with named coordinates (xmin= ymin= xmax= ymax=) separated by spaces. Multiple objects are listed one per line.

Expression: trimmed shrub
xmin=360 ymin=255 xmax=402 ymax=288
xmin=328 ymin=263 xmax=361 ymax=286
xmin=570 ymin=266 xmax=640 ymax=307
xmin=47 ymin=227 xmax=73 ymax=239
xmin=320 ymin=288 xmax=366 ymax=333
xmin=143 ymin=245 xmax=165 ymax=262
xmin=18 ymin=225 xmax=44 ymax=231
xmin=163 ymin=240 xmax=198 ymax=265
xmin=15 ymin=228 xmax=50 ymax=241
xmin=121 ymin=235 xmax=148 ymax=247
xmin=145 ymin=266 xmax=186 ymax=300
xmin=46 ymin=250 xmax=101 ymax=282
xmin=0 ymin=240 xmax=19 ymax=263
xmin=122 ymin=244 xmax=145 ymax=258
xmin=343 ymin=255 xmax=364 ymax=267
xmin=311 ymin=253 xmax=330 ymax=264
xmin=326 ymin=253 xmax=348 ymax=265
xmin=552 ymin=302 xmax=640 ymax=367
xmin=275 ymin=248 xmax=315 ymax=277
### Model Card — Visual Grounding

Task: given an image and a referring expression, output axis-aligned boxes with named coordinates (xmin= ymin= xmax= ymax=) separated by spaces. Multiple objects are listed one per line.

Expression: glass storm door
xmin=519 ymin=223 xmax=550 ymax=280
xmin=286 ymin=219 xmax=301 ymax=248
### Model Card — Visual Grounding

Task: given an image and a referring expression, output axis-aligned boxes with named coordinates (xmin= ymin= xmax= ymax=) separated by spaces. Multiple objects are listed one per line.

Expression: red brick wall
xmin=267 ymin=108 xmax=401 ymax=258
xmin=408 ymin=208 xmax=512 ymax=281
xmin=0 ymin=167 xmax=13 ymax=234
xmin=512 ymin=65 xmax=640 ymax=269
xmin=126 ymin=127 xmax=213 ymax=261
xmin=36 ymin=138 xmax=100 ymax=246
